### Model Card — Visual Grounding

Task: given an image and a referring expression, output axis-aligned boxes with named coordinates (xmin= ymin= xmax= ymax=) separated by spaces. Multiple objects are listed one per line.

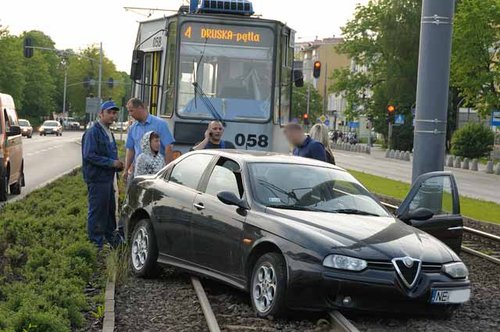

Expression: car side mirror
xmin=399 ymin=208 xmax=434 ymax=223
xmin=7 ymin=125 xmax=21 ymax=137
xmin=217 ymin=191 xmax=249 ymax=210
xmin=293 ymin=69 xmax=304 ymax=87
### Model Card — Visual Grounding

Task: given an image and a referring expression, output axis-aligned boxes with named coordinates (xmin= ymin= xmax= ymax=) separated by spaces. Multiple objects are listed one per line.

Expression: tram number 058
xmin=235 ymin=134 xmax=269 ymax=148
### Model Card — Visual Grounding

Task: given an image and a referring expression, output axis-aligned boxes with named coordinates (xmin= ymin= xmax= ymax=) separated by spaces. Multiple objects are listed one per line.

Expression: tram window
xmin=161 ymin=21 xmax=178 ymax=117
xmin=177 ymin=23 xmax=274 ymax=122
xmin=143 ymin=54 xmax=153 ymax=109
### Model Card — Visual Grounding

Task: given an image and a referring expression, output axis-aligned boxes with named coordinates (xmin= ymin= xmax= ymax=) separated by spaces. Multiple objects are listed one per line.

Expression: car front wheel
xmin=130 ymin=219 xmax=158 ymax=278
xmin=250 ymin=252 xmax=287 ymax=318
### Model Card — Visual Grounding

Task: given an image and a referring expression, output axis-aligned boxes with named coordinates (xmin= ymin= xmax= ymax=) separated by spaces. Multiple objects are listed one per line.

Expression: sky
xmin=1 ymin=0 xmax=368 ymax=72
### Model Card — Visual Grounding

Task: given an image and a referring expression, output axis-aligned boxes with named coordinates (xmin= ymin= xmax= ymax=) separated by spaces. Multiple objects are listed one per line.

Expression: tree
xmin=330 ymin=0 xmax=422 ymax=150
xmin=292 ymin=83 xmax=323 ymax=124
xmin=0 ymin=29 xmax=25 ymax=109
xmin=451 ymin=0 xmax=499 ymax=118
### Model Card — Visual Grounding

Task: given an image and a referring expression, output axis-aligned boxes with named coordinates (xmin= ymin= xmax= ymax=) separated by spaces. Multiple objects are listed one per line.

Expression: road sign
xmin=319 ymin=115 xmax=327 ymax=123
xmin=349 ymin=121 xmax=359 ymax=129
xmin=85 ymin=97 xmax=101 ymax=115
xmin=324 ymin=119 xmax=330 ymax=126
xmin=491 ymin=110 xmax=500 ymax=127
xmin=395 ymin=114 xmax=405 ymax=126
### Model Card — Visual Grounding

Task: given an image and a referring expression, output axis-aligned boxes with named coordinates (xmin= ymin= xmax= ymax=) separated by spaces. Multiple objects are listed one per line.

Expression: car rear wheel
xmin=0 ymin=172 xmax=8 ymax=202
xmin=250 ymin=252 xmax=287 ymax=317
xmin=130 ymin=219 xmax=158 ymax=278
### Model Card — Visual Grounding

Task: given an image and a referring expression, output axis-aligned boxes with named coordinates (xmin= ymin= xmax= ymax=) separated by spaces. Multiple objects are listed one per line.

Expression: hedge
xmin=0 ymin=171 xmax=98 ymax=332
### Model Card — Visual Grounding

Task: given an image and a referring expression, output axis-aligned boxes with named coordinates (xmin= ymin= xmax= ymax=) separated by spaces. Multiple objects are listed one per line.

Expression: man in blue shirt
xmin=82 ymin=101 xmax=124 ymax=249
xmin=284 ymin=123 xmax=327 ymax=162
xmin=124 ymin=98 xmax=175 ymax=182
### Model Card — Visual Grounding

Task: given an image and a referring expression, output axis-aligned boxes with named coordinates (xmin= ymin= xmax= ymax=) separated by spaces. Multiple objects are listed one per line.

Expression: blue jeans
xmin=87 ymin=181 xmax=118 ymax=248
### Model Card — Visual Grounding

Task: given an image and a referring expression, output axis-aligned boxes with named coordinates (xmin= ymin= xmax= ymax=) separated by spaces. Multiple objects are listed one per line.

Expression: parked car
xmin=0 ymin=93 xmax=25 ymax=201
xmin=39 ymin=120 xmax=63 ymax=136
xmin=122 ymin=150 xmax=470 ymax=317
xmin=110 ymin=121 xmax=129 ymax=132
xmin=18 ymin=119 xmax=33 ymax=138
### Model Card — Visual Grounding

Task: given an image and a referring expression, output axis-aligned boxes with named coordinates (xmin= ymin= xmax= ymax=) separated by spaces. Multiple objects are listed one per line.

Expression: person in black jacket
xmin=82 ymin=101 xmax=124 ymax=249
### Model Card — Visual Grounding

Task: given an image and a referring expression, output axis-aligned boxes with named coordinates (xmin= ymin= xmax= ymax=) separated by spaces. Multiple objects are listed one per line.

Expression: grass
xmin=349 ymin=169 xmax=500 ymax=225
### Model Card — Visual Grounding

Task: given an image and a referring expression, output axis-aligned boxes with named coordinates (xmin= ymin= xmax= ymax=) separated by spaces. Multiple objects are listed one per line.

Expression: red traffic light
xmin=313 ymin=61 xmax=321 ymax=79
xmin=303 ymin=113 xmax=309 ymax=119
xmin=387 ymin=105 xmax=396 ymax=113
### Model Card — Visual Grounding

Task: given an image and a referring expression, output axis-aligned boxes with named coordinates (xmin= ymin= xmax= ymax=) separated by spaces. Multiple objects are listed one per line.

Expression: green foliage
xmin=91 ymin=305 xmax=105 ymax=320
xmin=0 ymin=172 xmax=99 ymax=331
xmin=330 ymin=0 xmax=421 ymax=150
xmin=451 ymin=123 xmax=495 ymax=159
xmin=292 ymin=83 xmax=323 ymax=123
xmin=451 ymin=0 xmax=499 ymax=117
xmin=0 ymin=28 xmax=130 ymax=123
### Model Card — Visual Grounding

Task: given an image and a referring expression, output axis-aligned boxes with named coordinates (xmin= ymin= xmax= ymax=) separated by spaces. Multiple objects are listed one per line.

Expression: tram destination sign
xmin=182 ymin=22 xmax=273 ymax=47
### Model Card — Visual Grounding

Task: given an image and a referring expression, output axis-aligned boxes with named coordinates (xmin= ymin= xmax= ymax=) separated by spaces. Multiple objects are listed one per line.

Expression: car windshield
xmin=43 ymin=121 xmax=59 ymax=127
xmin=249 ymin=163 xmax=389 ymax=217
xmin=176 ymin=23 xmax=274 ymax=122
xmin=19 ymin=120 xmax=30 ymax=126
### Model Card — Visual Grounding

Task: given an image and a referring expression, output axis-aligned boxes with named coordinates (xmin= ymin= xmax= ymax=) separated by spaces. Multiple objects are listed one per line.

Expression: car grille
xmin=368 ymin=261 xmax=442 ymax=273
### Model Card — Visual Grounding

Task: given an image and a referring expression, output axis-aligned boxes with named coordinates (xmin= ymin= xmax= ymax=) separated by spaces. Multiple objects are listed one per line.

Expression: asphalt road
xmin=2 ymin=131 xmax=83 ymax=203
xmin=335 ymin=147 xmax=500 ymax=204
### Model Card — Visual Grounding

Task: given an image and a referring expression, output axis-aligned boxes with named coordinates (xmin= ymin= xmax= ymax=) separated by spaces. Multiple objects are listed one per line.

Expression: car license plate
xmin=431 ymin=288 xmax=470 ymax=304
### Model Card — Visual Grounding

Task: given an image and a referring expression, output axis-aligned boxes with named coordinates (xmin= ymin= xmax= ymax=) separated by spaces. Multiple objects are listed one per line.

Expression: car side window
xmin=169 ymin=154 xmax=213 ymax=190
xmin=205 ymin=159 xmax=243 ymax=198
xmin=409 ymin=176 xmax=454 ymax=216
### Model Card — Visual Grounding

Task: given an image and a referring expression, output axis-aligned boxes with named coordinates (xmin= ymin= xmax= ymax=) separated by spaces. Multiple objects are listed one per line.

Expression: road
xmin=2 ymin=131 xmax=83 ymax=204
xmin=335 ymin=147 xmax=500 ymax=204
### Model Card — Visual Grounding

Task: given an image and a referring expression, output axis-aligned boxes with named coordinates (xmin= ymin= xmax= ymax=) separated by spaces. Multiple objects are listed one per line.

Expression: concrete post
xmin=470 ymin=159 xmax=479 ymax=171
xmin=404 ymin=152 xmax=411 ymax=161
xmin=385 ymin=150 xmax=390 ymax=158
xmin=390 ymin=150 xmax=395 ymax=158
xmin=486 ymin=160 xmax=494 ymax=174
xmin=412 ymin=0 xmax=455 ymax=182
xmin=462 ymin=158 xmax=469 ymax=170
xmin=496 ymin=163 xmax=500 ymax=176
xmin=446 ymin=155 xmax=454 ymax=167
xmin=454 ymin=156 xmax=461 ymax=168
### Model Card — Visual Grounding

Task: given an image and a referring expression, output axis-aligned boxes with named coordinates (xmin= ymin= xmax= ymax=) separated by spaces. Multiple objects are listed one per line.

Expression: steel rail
xmin=329 ymin=311 xmax=359 ymax=332
xmin=191 ymin=277 xmax=221 ymax=332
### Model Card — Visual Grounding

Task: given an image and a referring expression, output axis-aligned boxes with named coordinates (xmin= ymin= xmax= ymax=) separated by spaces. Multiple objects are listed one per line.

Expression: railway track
xmin=381 ymin=202 xmax=500 ymax=265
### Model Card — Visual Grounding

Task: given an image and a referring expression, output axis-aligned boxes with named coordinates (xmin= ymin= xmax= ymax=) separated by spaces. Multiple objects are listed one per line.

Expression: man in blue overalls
xmin=82 ymin=101 xmax=124 ymax=249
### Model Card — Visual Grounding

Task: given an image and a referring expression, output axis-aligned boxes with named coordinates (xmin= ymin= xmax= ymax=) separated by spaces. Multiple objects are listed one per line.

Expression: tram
xmin=130 ymin=0 xmax=303 ymax=154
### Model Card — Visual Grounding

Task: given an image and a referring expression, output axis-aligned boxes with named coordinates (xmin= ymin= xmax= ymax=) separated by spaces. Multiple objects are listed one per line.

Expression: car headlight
xmin=442 ymin=262 xmax=468 ymax=279
xmin=323 ymin=254 xmax=367 ymax=271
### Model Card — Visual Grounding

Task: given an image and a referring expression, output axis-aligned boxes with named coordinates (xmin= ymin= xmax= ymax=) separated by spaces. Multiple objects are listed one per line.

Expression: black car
xmin=122 ymin=150 xmax=470 ymax=317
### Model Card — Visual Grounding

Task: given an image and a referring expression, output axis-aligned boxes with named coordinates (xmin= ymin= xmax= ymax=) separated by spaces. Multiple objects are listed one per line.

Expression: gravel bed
xmin=348 ymin=253 xmax=500 ymax=332
xmin=202 ymin=278 xmax=331 ymax=332
xmin=115 ymin=267 xmax=208 ymax=332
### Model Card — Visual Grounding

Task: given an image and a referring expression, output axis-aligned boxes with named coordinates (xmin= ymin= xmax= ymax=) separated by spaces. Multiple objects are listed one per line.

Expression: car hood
xmin=266 ymin=209 xmax=457 ymax=263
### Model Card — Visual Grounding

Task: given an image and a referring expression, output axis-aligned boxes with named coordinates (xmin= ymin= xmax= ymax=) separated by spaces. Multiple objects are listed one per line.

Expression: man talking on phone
xmin=192 ymin=121 xmax=236 ymax=150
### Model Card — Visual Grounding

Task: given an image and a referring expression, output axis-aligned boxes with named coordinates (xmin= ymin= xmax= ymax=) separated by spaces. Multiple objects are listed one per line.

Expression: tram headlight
xmin=442 ymin=262 xmax=468 ymax=279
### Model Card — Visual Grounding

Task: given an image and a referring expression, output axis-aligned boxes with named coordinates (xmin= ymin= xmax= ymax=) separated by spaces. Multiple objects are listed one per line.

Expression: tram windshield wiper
xmin=192 ymin=82 xmax=224 ymax=123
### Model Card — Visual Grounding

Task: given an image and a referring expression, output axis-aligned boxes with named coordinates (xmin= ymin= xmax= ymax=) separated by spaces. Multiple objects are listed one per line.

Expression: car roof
xmin=189 ymin=150 xmax=346 ymax=172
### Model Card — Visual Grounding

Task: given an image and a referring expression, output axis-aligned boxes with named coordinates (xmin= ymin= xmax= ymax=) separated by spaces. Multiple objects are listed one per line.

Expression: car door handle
xmin=193 ymin=203 xmax=205 ymax=210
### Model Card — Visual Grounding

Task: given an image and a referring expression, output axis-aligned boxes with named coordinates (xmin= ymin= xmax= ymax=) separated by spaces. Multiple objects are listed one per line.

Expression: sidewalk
xmin=334 ymin=146 xmax=500 ymax=204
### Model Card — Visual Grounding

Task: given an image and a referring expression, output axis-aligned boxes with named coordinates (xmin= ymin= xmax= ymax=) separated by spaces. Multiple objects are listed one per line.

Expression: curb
xmin=102 ymin=273 xmax=116 ymax=332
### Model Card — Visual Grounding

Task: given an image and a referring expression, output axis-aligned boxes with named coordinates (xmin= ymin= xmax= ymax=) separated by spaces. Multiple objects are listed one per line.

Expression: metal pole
xmin=323 ymin=62 xmax=328 ymax=115
xmin=306 ymin=84 xmax=311 ymax=115
xmin=412 ymin=0 xmax=455 ymax=182
xmin=62 ymin=66 xmax=68 ymax=117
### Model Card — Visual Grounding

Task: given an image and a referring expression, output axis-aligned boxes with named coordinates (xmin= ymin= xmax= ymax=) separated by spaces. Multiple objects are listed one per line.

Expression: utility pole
xmin=323 ymin=62 xmax=328 ymax=115
xmin=412 ymin=0 xmax=455 ymax=183
xmin=95 ymin=42 xmax=103 ymax=122
xmin=306 ymin=84 xmax=311 ymax=116
xmin=62 ymin=63 xmax=68 ymax=118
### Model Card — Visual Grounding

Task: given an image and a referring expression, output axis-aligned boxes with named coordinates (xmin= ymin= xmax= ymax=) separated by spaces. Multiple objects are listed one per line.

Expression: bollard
xmin=399 ymin=151 xmax=406 ymax=160
xmin=496 ymin=163 xmax=500 ymax=176
xmin=394 ymin=150 xmax=400 ymax=159
xmin=404 ymin=151 xmax=411 ymax=161
xmin=486 ymin=160 xmax=494 ymax=174
xmin=446 ymin=155 xmax=454 ymax=167
xmin=366 ymin=146 xmax=371 ymax=154
xmin=385 ymin=149 xmax=390 ymax=158
xmin=462 ymin=158 xmax=470 ymax=170
xmin=454 ymin=156 xmax=461 ymax=168
xmin=389 ymin=150 xmax=395 ymax=158
xmin=357 ymin=145 xmax=362 ymax=153
xmin=470 ymin=159 xmax=478 ymax=171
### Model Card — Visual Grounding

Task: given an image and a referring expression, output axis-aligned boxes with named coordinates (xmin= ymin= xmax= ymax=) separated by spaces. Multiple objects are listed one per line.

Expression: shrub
xmin=451 ymin=123 xmax=494 ymax=159
xmin=0 ymin=172 xmax=100 ymax=331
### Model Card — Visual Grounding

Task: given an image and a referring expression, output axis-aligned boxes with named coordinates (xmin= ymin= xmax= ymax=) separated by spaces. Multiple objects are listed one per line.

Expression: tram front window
xmin=177 ymin=24 xmax=274 ymax=122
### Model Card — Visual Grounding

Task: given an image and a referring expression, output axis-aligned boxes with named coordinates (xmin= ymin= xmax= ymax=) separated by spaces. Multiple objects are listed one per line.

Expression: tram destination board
xmin=182 ymin=22 xmax=274 ymax=47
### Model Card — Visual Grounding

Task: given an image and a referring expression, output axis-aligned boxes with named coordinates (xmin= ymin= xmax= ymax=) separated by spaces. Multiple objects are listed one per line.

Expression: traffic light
xmin=387 ymin=105 xmax=396 ymax=113
xmin=303 ymin=113 xmax=310 ymax=125
xmin=108 ymin=78 xmax=114 ymax=88
xmin=23 ymin=37 xmax=33 ymax=58
xmin=386 ymin=105 xmax=396 ymax=123
xmin=313 ymin=61 xmax=321 ymax=79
